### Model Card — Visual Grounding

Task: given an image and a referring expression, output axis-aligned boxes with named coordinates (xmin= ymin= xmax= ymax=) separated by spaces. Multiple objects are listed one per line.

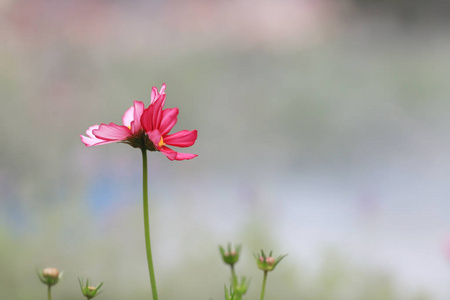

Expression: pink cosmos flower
xmin=80 ymin=84 xmax=198 ymax=161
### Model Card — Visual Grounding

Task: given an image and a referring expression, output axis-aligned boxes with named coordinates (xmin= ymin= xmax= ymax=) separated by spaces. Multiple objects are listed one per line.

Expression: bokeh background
xmin=2 ymin=0 xmax=450 ymax=299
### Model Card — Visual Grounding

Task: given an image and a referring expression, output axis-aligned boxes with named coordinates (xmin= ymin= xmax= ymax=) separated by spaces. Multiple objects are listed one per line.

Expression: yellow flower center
xmin=158 ymin=136 xmax=166 ymax=147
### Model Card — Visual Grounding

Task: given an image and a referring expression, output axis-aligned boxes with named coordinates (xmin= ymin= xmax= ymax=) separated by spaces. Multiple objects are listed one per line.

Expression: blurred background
xmin=1 ymin=0 xmax=450 ymax=299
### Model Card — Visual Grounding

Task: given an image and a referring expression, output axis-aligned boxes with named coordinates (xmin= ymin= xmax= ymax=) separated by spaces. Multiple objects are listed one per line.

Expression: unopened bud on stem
xmin=254 ymin=250 xmax=287 ymax=272
xmin=79 ymin=277 xmax=104 ymax=299
xmin=38 ymin=267 xmax=61 ymax=286
xmin=219 ymin=243 xmax=242 ymax=266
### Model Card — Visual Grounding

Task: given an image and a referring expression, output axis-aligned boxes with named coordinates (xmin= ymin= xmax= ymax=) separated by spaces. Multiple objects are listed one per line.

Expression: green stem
xmin=141 ymin=148 xmax=158 ymax=300
xmin=47 ymin=285 xmax=52 ymax=300
xmin=260 ymin=271 xmax=268 ymax=300
xmin=230 ymin=265 xmax=237 ymax=287
xmin=231 ymin=265 xmax=243 ymax=300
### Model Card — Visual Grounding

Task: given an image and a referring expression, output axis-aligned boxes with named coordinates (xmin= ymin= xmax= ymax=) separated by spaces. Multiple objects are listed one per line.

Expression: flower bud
xmin=219 ymin=243 xmax=242 ymax=266
xmin=79 ymin=278 xmax=104 ymax=299
xmin=254 ymin=250 xmax=287 ymax=272
xmin=43 ymin=267 xmax=59 ymax=279
xmin=265 ymin=257 xmax=275 ymax=265
xmin=38 ymin=267 xmax=61 ymax=286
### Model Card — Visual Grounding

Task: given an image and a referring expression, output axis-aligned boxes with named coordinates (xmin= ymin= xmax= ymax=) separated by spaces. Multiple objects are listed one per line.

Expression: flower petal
xmin=92 ymin=123 xmax=131 ymax=141
xmin=174 ymin=152 xmax=198 ymax=160
xmin=122 ymin=105 xmax=134 ymax=128
xmin=142 ymin=95 xmax=166 ymax=132
xmin=148 ymin=129 xmax=162 ymax=147
xmin=164 ymin=130 xmax=197 ymax=147
xmin=151 ymin=84 xmax=166 ymax=104
xmin=81 ymin=135 xmax=118 ymax=147
xmin=152 ymin=94 xmax=166 ymax=129
xmin=143 ymin=84 xmax=167 ymax=132
xmin=80 ymin=125 xmax=117 ymax=147
xmin=141 ymin=106 xmax=154 ymax=132
xmin=159 ymin=146 xmax=197 ymax=161
xmin=160 ymin=83 xmax=166 ymax=95
xmin=130 ymin=100 xmax=145 ymax=134
xmin=86 ymin=125 xmax=100 ymax=138
xmin=159 ymin=108 xmax=179 ymax=136
xmin=151 ymin=86 xmax=159 ymax=104
xmin=159 ymin=146 xmax=178 ymax=160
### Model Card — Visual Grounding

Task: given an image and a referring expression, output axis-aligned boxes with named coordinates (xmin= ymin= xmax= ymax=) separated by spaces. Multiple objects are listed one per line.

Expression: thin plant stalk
xmin=260 ymin=271 xmax=268 ymax=300
xmin=230 ymin=265 xmax=237 ymax=287
xmin=47 ymin=286 xmax=52 ymax=300
xmin=142 ymin=148 xmax=158 ymax=300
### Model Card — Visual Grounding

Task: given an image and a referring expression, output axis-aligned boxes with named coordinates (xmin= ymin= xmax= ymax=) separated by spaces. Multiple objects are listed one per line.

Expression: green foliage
xmin=224 ymin=284 xmax=236 ymax=300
